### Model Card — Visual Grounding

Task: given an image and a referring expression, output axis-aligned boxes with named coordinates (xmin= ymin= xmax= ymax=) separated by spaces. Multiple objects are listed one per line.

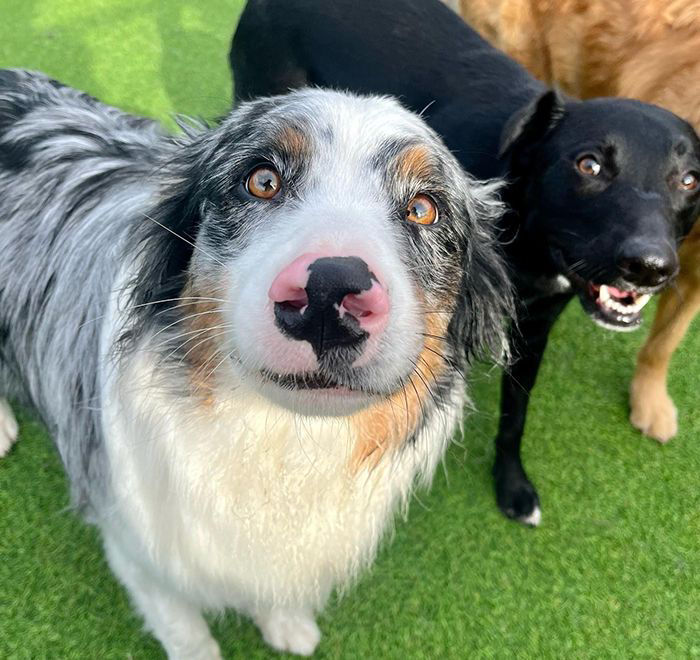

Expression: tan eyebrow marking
xmin=277 ymin=125 xmax=311 ymax=162
xmin=395 ymin=144 xmax=435 ymax=180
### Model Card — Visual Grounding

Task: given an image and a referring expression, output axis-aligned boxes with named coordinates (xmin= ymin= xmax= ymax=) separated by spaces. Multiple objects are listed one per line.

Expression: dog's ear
xmin=498 ymin=89 xmax=565 ymax=159
xmin=450 ymin=179 xmax=515 ymax=366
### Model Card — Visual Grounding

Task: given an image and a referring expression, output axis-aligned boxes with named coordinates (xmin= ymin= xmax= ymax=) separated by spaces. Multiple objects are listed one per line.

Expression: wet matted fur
xmin=0 ymin=69 xmax=512 ymax=657
xmin=446 ymin=0 xmax=700 ymax=443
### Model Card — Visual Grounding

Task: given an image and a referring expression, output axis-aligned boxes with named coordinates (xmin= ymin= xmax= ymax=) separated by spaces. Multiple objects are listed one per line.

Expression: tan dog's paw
xmin=629 ymin=376 xmax=678 ymax=443
xmin=0 ymin=399 xmax=19 ymax=457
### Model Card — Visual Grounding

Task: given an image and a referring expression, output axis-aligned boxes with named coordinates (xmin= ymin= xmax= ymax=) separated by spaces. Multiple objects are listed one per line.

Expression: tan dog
xmin=448 ymin=0 xmax=700 ymax=442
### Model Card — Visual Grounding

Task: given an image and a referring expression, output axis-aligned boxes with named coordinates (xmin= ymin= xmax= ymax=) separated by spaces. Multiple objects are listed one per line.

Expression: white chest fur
xmin=98 ymin=351 xmax=461 ymax=615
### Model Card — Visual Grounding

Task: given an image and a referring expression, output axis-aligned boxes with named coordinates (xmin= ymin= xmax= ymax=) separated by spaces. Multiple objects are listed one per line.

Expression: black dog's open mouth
xmin=550 ymin=249 xmax=654 ymax=331
xmin=579 ymin=282 xmax=652 ymax=330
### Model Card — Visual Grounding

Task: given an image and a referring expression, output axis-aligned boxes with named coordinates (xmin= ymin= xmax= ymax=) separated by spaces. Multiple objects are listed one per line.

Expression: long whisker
xmin=177 ymin=328 xmax=232 ymax=363
xmin=79 ymin=297 xmax=228 ymax=330
xmin=133 ymin=296 xmax=228 ymax=308
xmin=153 ymin=300 xmax=227 ymax=315
xmin=406 ymin=365 xmax=429 ymax=424
xmin=197 ymin=347 xmax=239 ymax=387
xmin=411 ymin=360 xmax=440 ymax=411
xmin=141 ymin=212 xmax=226 ymax=267
xmin=420 ymin=332 xmax=450 ymax=343
xmin=417 ymin=353 xmax=443 ymax=389
xmin=153 ymin=327 xmax=216 ymax=358
xmin=150 ymin=323 xmax=232 ymax=352
xmin=150 ymin=309 xmax=224 ymax=343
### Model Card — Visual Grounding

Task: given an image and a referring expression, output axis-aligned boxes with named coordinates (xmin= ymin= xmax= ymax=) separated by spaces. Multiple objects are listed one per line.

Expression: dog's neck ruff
xmin=100 ymin=340 xmax=462 ymax=610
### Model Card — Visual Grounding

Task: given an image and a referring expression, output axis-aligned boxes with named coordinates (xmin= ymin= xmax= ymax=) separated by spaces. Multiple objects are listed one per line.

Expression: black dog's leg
xmin=494 ymin=293 xmax=572 ymax=525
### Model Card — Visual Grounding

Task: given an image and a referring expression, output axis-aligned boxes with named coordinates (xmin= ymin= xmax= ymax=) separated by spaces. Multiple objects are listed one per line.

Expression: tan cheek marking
xmin=396 ymin=145 xmax=434 ymax=181
xmin=349 ymin=311 xmax=451 ymax=471
xmin=179 ymin=279 xmax=227 ymax=404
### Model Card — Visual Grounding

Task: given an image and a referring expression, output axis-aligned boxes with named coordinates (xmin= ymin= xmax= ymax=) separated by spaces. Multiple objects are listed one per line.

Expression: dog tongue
xmin=607 ymin=286 xmax=630 ymax=298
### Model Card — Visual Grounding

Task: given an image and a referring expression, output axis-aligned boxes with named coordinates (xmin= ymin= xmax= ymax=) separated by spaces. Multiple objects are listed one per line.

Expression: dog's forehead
xmin=260 ymin=90 xmax=439 ymax=160
xmin=560 ymin=99 xmax=691 ymax=152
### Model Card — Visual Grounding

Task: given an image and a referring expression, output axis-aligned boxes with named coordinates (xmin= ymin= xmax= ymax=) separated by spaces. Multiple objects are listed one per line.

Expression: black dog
xmin=230 ymin=0 xmax=700 ymax=525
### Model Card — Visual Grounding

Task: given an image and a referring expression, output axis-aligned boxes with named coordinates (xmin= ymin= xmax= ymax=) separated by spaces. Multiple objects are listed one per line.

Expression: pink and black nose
xmin=269 ymin=254 xmax=389 ymax=358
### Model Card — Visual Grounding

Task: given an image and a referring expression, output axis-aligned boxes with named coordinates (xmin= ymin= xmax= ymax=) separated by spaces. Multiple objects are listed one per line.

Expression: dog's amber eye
xmin=406 ymin=194 xmax=438 ymax=225
xmin=577 ymin=155 xmax=601 ymax=176
xmin=246 ymin=165 xmax=282 ymax=199
xmin=679 ymin=171 xmax=699 ymax=192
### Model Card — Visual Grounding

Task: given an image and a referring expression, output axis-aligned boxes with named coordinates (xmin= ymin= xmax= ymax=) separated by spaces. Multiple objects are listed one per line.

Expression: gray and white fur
xmin=0 ymin=69 xmax=512 ymax=657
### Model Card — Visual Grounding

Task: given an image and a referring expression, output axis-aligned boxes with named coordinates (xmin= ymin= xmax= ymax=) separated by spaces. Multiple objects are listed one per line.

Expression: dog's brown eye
xmin=577 ymin=155 xmax=601 ymax=176
xmin=246 ymin=165 xmax=281 ymax=199
xmin=679 ymin=171 xmax=699 ymax=192
xmin=406 ymin=194 xmax=438 ymax=225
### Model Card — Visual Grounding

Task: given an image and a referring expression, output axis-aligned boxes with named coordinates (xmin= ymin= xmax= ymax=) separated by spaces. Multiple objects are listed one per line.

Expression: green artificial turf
xmin=1 ymin=1 xmax=699 ymax=657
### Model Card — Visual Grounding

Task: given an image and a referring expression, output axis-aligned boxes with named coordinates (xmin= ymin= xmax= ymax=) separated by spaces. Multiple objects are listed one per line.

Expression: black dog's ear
xmin=499 ymin=89 xmax=565 ymax=159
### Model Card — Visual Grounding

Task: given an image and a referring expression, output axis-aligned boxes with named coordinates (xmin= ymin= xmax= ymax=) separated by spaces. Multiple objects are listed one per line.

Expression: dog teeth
xmin=633 ymin=294 xmax=651 ymax=311
xmin=597 ymin=287 xmax=652 ymax=317
xmin=604 ymin=298 xmax=630 ymax=315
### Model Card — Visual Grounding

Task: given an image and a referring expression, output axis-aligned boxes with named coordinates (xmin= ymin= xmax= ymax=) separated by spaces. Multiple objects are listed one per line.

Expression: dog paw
xmin=170 ymin=639 xmax=223 ymax=660
xmin=629 ymin=378 xmax=678 ymax=443
xmin=256 ymin=609 xmax=321 ymax=656
xmin=494 ymin=459 xmax=541 ymax=526
xmin=0 ymin=399 xmax=19 ymax=457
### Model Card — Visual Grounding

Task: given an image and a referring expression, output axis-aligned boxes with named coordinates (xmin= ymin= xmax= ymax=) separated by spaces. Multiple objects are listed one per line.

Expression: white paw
xmin=0 ymin=399 xmax=18 ymax=457
xmin=519 ymin=505 xmax=542 ymax=527
xmin=172 ymin=638 xmax=223 ymax=660
xmin=256 ymin=610 xmax=321 ymax=656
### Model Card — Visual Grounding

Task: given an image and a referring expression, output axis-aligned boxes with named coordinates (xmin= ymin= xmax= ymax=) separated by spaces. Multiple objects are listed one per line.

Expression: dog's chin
xmin=253 ymin=370 xmax=390 ymax=417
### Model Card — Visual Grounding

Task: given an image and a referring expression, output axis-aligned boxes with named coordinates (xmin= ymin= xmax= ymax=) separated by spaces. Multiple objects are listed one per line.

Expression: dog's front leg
xmin=493 ymin=293 xmax=572 ymax=525
xmin=103 ymin=536 xmax=222 ymax=660
xmin=630 ymin=226 xmax=700 ymax=442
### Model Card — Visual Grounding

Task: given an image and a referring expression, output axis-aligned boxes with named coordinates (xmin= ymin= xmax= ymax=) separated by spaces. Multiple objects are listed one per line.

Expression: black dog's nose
xmin=617 ymin=239 xmax=678 ymax=288
xmin=274 ymin=256 xmax=385 ymax=358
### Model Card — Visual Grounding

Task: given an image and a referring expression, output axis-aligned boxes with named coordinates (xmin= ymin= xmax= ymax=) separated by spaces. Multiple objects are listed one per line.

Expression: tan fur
xmin=350 ymin=312 xmax=449 ymax=469
xmin=180 ymin=280 xmax=227 ymax=401
xmin=396 ymin=144 xmax=435 ymax=181
xmin=448 ymin=0 xmax=700 ymax=441
xmin=277 ymin=125 xmax=311 ymax=162
xmin=630 ymin=222 xmax=700 ymax=441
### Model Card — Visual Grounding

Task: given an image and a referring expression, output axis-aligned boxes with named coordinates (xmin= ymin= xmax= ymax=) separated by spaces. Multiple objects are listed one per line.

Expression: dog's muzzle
xmin=269 ymin=254 xmax=389 ymax=358
xmin=555 ymin=238 xmax=678 ymax=332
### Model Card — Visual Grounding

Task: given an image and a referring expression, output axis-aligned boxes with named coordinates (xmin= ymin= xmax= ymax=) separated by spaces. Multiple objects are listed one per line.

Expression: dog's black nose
xmin=273 ymin=256 xmax=388 ymax=358
xmin=617 ymin=240 xmax=678 ymax=288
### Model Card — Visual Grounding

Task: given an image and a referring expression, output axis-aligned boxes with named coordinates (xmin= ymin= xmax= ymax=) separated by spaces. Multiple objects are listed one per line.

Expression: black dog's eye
xmin=245 ymin=164 xmax=282 ymax=199
xmin=576 ymin=155 xmax=601 ymax=176
xmin=406 ymin=194 xmax=438 ymax=225
xmin=679 ymin=171 xmax=699 ymax=192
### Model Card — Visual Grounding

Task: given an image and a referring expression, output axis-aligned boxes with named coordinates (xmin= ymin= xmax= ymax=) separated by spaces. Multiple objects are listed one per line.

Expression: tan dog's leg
xmin=630 ymin=226 xmax=700 ymax=442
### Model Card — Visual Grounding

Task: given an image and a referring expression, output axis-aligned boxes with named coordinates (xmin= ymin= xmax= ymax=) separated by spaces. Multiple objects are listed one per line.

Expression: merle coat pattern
xmin=0 ymin=69 xmax=513 ymax=656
